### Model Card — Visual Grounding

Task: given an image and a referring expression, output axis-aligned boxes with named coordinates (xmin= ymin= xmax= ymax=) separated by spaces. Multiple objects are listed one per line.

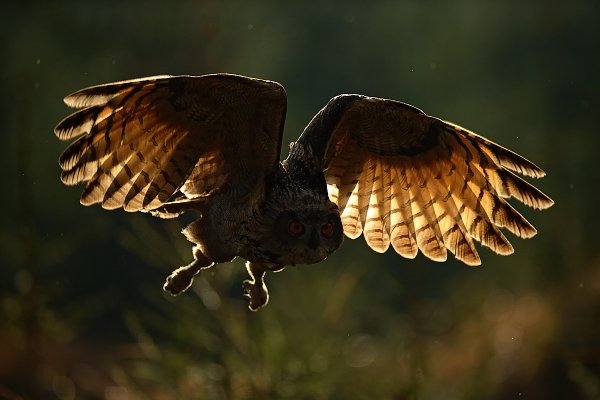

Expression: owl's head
xmin=261 ymin=197 xmax=344 ymax=266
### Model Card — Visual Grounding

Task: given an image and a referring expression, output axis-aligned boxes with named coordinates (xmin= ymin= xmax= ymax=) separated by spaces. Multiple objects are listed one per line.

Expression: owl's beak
xmin=308 ymin=229 xmax=320 ymax=250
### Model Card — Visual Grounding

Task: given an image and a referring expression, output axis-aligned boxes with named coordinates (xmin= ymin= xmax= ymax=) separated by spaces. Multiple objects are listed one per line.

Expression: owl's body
xmin=55 ymin=74 xmax=553 ymax=310
xmin=182 ymin=161 xmax=340 ymax=266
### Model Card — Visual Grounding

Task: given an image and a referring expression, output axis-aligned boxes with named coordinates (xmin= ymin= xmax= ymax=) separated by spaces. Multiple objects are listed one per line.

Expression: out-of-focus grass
xmin=2 ymin=214 xmax=598 ymax=399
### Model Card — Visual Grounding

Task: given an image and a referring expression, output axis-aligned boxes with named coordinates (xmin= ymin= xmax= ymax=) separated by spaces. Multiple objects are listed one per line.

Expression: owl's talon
xmin=243 ymin=261 xmax=271 ymax=311
xmin=164 ymin=247 xmax=213 ymax=295
xmin=242 ymin=279 xmax=269 ymax=311
xmin=164 ymin=265 xmax=199 ymax=295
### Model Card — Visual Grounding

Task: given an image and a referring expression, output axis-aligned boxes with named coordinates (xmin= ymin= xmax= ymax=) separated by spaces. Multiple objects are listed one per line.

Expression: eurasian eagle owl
xmin=55 ymin=74 xmax=553 ymax=310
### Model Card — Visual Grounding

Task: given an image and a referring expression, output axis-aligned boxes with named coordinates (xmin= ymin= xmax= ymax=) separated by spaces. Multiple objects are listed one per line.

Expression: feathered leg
xmin=242 ymin=262 xmax=284 ymax=311
xmin=163 ymin=245 xmax=214 ymax=295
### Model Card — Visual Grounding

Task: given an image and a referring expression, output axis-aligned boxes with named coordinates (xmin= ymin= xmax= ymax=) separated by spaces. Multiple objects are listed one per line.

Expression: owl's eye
xmin=287 ymin=219 xmax=305 ymax=236
xmin=321 ymin=222 xmax=334 ymax=237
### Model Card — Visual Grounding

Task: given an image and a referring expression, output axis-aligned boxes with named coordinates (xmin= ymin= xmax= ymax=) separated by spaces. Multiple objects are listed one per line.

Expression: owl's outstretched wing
xmin=295 ymin=95 xmax=553 ymax=265
xmin=55 ymin=74 xmax=286 ymax=214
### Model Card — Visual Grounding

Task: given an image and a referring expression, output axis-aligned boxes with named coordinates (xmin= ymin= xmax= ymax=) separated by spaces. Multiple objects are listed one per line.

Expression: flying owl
xmin=55 ymin=73 xmax=553 ymax=310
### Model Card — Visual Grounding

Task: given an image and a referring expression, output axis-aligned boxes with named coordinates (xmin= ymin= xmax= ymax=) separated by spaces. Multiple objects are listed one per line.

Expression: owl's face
xmin=266 ymin=204 xmax=344 ymax=266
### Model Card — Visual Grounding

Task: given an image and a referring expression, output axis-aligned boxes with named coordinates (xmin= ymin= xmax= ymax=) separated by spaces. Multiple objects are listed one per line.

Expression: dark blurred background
xmin=1 ymin=1 xmax=598 ymax=399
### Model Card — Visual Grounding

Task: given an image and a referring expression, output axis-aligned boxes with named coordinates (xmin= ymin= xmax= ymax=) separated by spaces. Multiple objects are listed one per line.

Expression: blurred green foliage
xmin=1 ymin=1 xmax=599 ymax=399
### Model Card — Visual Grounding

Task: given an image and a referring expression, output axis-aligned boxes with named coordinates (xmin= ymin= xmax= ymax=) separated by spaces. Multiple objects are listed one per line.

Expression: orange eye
xmin=321 ymin=222 xmax=334 ymax=237
xmin=288 ymin=220 xmax=305 ymax=236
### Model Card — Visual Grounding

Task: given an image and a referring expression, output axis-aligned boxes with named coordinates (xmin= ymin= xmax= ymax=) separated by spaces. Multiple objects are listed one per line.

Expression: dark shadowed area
xmin=1 ymin=1 xmax=598 ymax=399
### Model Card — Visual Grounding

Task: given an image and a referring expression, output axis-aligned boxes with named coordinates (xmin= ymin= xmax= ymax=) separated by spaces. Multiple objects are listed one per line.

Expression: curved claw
xmin=164 ymin=265 xmax=198 ymax=295
xmin=242 ymin=279 xmax=269 ymax=311
xmin=242 ymin=261 xmax=283 ymax=311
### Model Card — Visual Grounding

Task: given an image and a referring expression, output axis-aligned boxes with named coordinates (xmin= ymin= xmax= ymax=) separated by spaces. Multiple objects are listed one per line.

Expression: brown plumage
xmin=55 ymin=73 xmax=553 ymax=310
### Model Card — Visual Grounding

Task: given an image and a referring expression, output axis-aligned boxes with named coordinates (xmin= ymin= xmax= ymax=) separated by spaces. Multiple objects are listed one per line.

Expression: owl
xmin=55 ymin=73 xmax=553 ymax=310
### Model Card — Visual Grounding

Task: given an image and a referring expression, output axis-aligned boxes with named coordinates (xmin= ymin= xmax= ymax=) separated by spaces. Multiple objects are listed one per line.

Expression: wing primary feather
xmin=497 ymin=168 xmax=554 ymax=210
xmin=452 ymin=131 xmax=539 ymax=240
xmin=363 ymin=159 xmax=391 ymax=253
xmin=62 ymin=75 xmax=172 ymax=108
xmin=405 ymin=162 xmax=447 ymax=262
xmin=444 ymin=132 xmax=518 ymax=253
xmin=340 ymin=179 xmax=363 ymax=239
xmin=443 ymin=121 xmax=547 ymax=178
xmin=428 ymin=160 xmax=482 ymax=265
xmin=389 ymin=165 xmax=418 ymax=259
